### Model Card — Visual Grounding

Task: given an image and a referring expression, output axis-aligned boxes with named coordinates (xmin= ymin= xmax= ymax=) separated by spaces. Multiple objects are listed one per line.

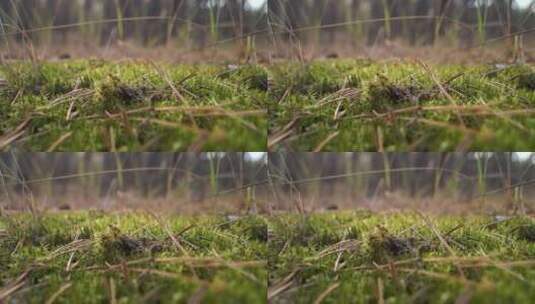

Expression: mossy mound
xmin=269 ymin=212 xmax=535 ymax=303
xmin=269 ymin=60 xmax=535 ymax=151
xmin=0 ymin=212 xmax=268 ymax=303
xmin=0 ymin=61 xmax=268 ymax=151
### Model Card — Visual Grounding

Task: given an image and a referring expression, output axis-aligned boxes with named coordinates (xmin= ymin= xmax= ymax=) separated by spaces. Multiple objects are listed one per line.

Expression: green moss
xmin=0 ymin=61 xmax=268 ymax=151
xmin=0 ymin=212 xmax=268 ymax=303
xmin=269 ymin=60 xmax=535 ymax=151
xmin=269 ymin=212 xmax=535 ymax=304
xmin=3 ymin=211 xmax=534 ymax=302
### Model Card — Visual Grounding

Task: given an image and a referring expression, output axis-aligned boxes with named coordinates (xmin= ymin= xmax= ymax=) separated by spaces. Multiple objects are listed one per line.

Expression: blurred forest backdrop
xmin=0 ymin=152 xmax=268 ymax=213
xmin=269 ymin=153 xmax=535 ymax=214
xmin=2 ymin=153 xmax=535 ymax=214
xmin=0 ymin=0 xmax=267 ymax=59
xmin=269 ymin=0 xmax=535 ymax=59
xmin=2 ymin=1 xmax=535 ymax=60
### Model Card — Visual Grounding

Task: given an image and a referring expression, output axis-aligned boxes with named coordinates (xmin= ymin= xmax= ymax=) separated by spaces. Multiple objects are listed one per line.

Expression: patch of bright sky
xmin=515 ymin=153 xmax=534 ymax=161
xmin=246 ymin=152 xmax=266 ymax=162
xmin=475 ymin=153 xmax=533 ymax=161
xmin=516 ymin=0 xmax=533 ymax=8
xmin=248 ymin=0 xmax=266 ymax=10
xmin=247 ymin=0 xmax=532 ymax=10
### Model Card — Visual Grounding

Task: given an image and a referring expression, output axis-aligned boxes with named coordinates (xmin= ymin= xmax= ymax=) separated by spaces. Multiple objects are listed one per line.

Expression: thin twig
xmin=313 ymin=282 xmax=340 ymax=304
xmin=45 ymin=283 xmax=72 ymax=304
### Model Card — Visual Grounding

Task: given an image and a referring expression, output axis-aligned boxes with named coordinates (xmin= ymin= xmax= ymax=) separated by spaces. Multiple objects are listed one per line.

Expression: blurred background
xmin=3 ymin=152 xmax=535 ymax=215
xmin=269 ymin=152 xmax=535 ymax=214
xmin=2 ymin=1 xmax=534 ymax=62
xmin=0 ymin=0 xmax=268 ymax=61
xmin=269 ymin=0 xmax=535 ymax=62
xmin=0 ymin=152 xmax=268 ymax=214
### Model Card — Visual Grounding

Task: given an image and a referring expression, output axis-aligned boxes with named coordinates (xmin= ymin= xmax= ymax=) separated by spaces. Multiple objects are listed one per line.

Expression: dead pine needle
xmin=47 ymin=132 xmax=73 ymax=152
xmin=268 ymin=270 xmax=299 ymax=301
xmin=0 ymin=270 xmax=30 ymax=301
xmin=108 ymin=277 xmax=117 ymax=304
xmin=313 ymin=282 xmax=341 ymax=304
xmin=314 ymin=131 xmax=340 ymax=152
xmin=377 ymin=277 xmax=385 ymax=304
xmin=417 ymin=212 xmax=466 ymax=280
xmin=45 ymin=283 xmax=73 ymax=304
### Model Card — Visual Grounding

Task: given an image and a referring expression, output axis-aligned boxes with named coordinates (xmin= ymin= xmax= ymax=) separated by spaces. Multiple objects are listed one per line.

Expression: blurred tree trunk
xmin=411 ymin=0 xmax=432 ymax=45
xmin=459 ymin=0 xmax=476 ymax=48
xmin=144 ymin=0 xmax=164 ymax=45
xmin=367 ymin=0 xmax=384 ymax=45
xmin=349 ymin=0 xmax=362 ymax=46
xmin=323 ymin=1 xmax=339 ymax=44
xmin=54 ymin=0 xmax=75 ymax=43
xmin=432 ymin=0 xmax=455 ymax=44
xmin=101 ymin=0 xmax=117 ymax=45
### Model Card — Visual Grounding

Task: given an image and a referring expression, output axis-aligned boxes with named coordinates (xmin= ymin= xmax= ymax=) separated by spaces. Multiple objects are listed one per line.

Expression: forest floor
xmin=0 ymin=212 xmax=268 ymax=303
xmin=268 ymin=211 xmax=535 ymax=304
xmin=4 ymin=59 xmax=535 ymax=152
xmin=2 ymin=211 xmax=535 ymax=303
xmin=0 ymin=60 xmax=268 ymax=151
xmin=268 ymin=59 xmax=535 ymax=151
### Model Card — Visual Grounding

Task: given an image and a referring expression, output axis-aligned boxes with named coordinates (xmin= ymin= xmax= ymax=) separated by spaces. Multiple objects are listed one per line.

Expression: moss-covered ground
xmin=0 ymin=212 xmax=268 ymax=303
xmin=0 ymin=61 xmax=268 ymax=151
xmin=268 ymin=60 xmax=535 ymax=151
xmin=2 ymin=211 xmax=535 ymax=303
xmin=268 ymin=211 xmax=535 ymax=303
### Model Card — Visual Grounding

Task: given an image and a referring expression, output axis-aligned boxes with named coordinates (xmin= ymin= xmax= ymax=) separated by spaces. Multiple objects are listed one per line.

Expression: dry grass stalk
xmin=268 ymin=269 xmax=299 ymax=300
xmin=398 ymin=117 xmax=477 ymax=135
xmin=42 ymin=239 xmax=94 ymax=261
xmin=418 ymin=212 xmax=466 ymax=279
xmin=44 ymin=283 xmax=72 ymax=304
xmin=377 ymin=278 xmax=385 ymax=304
xmin=187 ymin=285 xmax=208 ymax=304
xmin=0 ymin=117 xmax=33 ymax=150
xmin=38 ymin=89 xmax=95 ymax=111
xmin=312 ymin=239 xmax=361 ymax=260
xmin=109 ymin=277 xmax=117 ymax=304
xmin=47 ymin=131 xmax=73 ymax=152
xmin=0 ymin=270 xmax=30 ymax=301
xmin=314 ymin=131 xmax=340 ymax=152
xmin=268 ymin=117 xmax=300 ymax=149
xmin=88 ymin=256 xmax=264 ymax=272
xmin=307 ymin=88 xmax=361 ymax=109
xmin=313 ymin=282 xmax=340 ymax=304
xmin=418 ymin=61 xmax=465 ymax=127
xmin=397 ymin=268 xmax=476 ymax=286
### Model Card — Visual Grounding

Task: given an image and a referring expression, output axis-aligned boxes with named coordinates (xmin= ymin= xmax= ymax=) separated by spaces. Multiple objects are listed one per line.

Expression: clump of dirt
xmin=368 ymin=226 xmax=432 ymax=262
xmin=100 ymin=83 xmax=152 ymax=105
xmin=370 ymin=235 xmax=419 ymax=256
xmin=246 ymin=218 xmax=268 ymax=242
xmin=114 ymin=235 xmax=164 ymax=255
xmin=114 ymin=85 xmax=149 ymax=103
xmin=290 ymin=218 xmax=345 ymax=247
xmin=98 ymin=76 xmax=165 ymax=111
xmin=217 ymin=65 xmax=268 ymax=91
xmin=367 ymin=76 xmax=440 ymax=110
xmin=516 ymin=224 xmax=535 ymax=242
xmin=246 ymin=73 xmax=269 ymax=91
xmin=487 ymin=65 xmax=534 ymax=90
xmin=248 ymin=222 xmax=268 ymax=242
xmin=517 ymin=73 xmax=535 ymax=90
xmin=101 ymin=226 xmax=165 ymax=258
